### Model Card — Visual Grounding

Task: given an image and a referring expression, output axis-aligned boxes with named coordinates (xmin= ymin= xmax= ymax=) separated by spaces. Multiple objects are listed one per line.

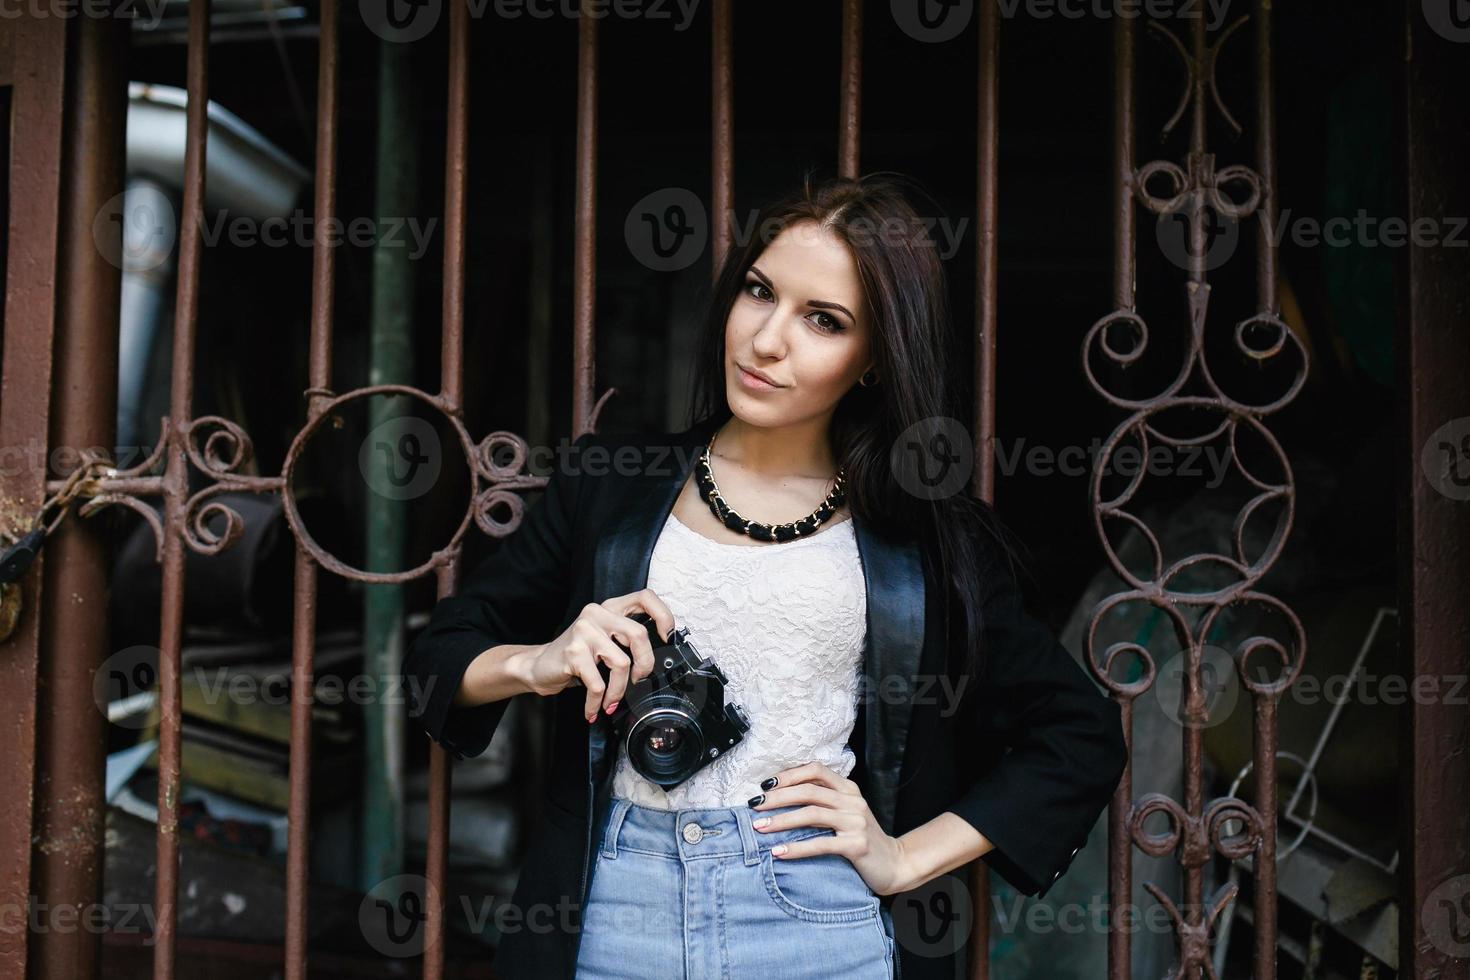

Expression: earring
xmin=859 ymin=369 xmax=879 ymax=387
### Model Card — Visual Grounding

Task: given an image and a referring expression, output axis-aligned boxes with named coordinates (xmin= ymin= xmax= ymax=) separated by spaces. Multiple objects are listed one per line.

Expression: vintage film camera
xmin=598 ymin=612 xmax=751 ymax=789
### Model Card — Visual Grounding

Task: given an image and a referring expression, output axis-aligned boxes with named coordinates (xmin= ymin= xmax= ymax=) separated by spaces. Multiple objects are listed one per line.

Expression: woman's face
xmin=724 ymin=220 xmax=874 ymax=428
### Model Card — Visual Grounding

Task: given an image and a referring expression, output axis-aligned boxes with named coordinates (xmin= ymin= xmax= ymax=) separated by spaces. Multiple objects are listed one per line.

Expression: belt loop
xmin=735 ymin=805 xmax=761 ymax=866
xmin=601 ymin=797 xmax=633 ymax=859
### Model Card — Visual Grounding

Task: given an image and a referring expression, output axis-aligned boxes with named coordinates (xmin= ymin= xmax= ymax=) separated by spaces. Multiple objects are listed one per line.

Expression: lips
xmin=737 ymin=365 xmax=784 ymax=388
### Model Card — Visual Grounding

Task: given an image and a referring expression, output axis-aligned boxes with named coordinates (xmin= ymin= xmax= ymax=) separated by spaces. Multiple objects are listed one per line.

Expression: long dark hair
xmin=686 ymin=171 xmax=1029 ymax=686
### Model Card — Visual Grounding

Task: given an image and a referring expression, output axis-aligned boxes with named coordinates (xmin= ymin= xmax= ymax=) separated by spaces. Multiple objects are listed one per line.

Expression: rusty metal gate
xmin=2 ymin=1 xmax=1467 ymax=979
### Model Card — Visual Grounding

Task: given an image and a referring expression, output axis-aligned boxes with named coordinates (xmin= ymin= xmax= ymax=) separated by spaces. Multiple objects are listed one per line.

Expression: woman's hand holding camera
xmin=516 ymin=588 xmax=678 ymax=723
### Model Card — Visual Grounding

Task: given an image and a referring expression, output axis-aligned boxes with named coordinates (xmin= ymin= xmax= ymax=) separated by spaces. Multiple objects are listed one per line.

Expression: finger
xmin=586 ymin=630 xmax=632 ymax=712
xmin=565 ymin=647 xmax=607 ymax=720
xmin=767 ymin=762 xmax=842 ymax=792
xmin=610 ymin=588 xmax=677 ymax=646
xmin=751 ymin=804 xmax=849 ymax=836
xmin=770 ymin=836 xmax=858 ymax=861
xmin=588 ymin=606 xmax=657 ymax=683
xmin=754 ymin=783 xmax=848 ymax=814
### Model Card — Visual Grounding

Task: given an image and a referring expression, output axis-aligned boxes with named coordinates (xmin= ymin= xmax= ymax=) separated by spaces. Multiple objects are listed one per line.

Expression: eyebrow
xmin=748 ymin=266 xmax=856 ymax=324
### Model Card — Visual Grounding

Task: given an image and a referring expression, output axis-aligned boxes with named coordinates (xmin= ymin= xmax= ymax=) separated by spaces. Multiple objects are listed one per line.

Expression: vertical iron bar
xmin=1400 ymin=5 xmax=1470 ymax=978
xmin=439 ymin=0 xmax=469 ymax=415
xmin=1250 ymin=4 xmax=1279 ymax=977
xmin=0 ymin=13 xmax=69 ymax=980
xmin=424 ymin=0 xmax=471 ymax=977
xmin=31 ymin=9 xmax=128 ymax=980
xmin=154 ymin=0 xmax=211 ymax=974
xmin=1180 ymin=20 xmax=1207 ymax=952
xmin=573 ymin=0 xmax=599 ymax=435
xmin=711 ymin=0 xmax=733 ymax=277
xmin=968 ymin=1 xmax=999 ymax=977
xmin=837 ymin=0 xmax=861 ymax=179
xmin=1252 ymin=0 xmax=1276 ymax=315
xmin=971 ymin=0 xmax=998 ymax=510
xmin=285 ymin=0 xmax=338 ymax=974
xmin=1186 ymin=13 xmax=1207 ymax=286
xmin=1250 ymin=698 xmax=1279 ymax=979
xmin=1107 ymin=18 xmax=1135 ymax=978
xmin=1112 ymin=15 xmax=1135 ymax=314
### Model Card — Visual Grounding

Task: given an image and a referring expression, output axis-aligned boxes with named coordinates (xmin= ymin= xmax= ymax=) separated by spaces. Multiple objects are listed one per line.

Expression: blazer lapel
xmin=848 ymin=512 xmax=925 ymax=835
xmin=582 ymin=419 xmax=926 ymax=862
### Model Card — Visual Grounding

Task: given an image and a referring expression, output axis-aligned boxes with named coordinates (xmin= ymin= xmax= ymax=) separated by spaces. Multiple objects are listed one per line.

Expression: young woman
xmin=403 ymin=173 xmax=1128 ymax=980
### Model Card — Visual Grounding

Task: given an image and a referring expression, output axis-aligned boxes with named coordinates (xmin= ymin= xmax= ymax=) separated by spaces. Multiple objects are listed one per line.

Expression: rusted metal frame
xmin=0 ymin=29 xmax=12 ymax=86
xmin=283 ymin=0 xmax=339 ymax=975
xmin=29 ymin=10 xmax=128 ymax=980
xmin=0 ymin=15 xmax=68 ymax=980
xmin=1251 ymin=0 xmax=1276 ymax=317
xmin=1399 ymin=6 xmax=1470 ymax=978
xmin=1247 ymin=4 xmax=1280 ymax=977
xmin=151 ymin=0 xmax=212 ymax=973
xmin=711 ymin=0 xmax=732 ymax=277
xmin=966 ymin=3 xmax=998 ymax=978
xmin=1179 ymin=20 xmax=1207 ymax=962
xmin=971 ymin=0 xmax=998 ymax=511
xmin=837 ymin=0 xmax=861 ymax=179
xmin=572 ymin=0 xmax=599 ymax=436
xmin=438 ymin=0 xmax=469 ymax=415
xmin=1086 ymin=4 xmax=1300 ymax=978
xmin=422 ymin=0 xmax=472 ymax=976
xmin=1106 ymin=13 xmax=1135 ymax=980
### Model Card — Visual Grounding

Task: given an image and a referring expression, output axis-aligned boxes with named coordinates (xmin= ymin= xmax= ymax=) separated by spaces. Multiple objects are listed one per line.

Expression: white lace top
xmin=610 ymin=511 xmax=869 ymax=810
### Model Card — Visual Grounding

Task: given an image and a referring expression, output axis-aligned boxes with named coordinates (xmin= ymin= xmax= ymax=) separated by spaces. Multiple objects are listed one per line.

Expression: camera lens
xmin=628 ymin=708 xmax=704 ymax=786
xmin=647 ymin=725 xmax=682 ymax=751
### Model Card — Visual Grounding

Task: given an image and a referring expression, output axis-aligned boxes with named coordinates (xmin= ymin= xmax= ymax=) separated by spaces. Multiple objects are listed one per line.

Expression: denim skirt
xmin=573 ymin=796 xmax=897 ymax=979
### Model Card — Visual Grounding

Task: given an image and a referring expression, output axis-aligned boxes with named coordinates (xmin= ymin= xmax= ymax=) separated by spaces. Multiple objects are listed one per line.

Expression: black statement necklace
xmin=695 ymin=427 xmax=848 ymax=542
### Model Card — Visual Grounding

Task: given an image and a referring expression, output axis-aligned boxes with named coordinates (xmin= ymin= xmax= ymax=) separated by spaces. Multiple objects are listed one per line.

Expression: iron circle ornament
xmin=280 ymin=384 xmax=480 ymax=584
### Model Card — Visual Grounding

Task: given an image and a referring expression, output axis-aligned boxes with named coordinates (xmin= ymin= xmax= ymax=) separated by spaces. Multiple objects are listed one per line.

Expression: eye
xmin=743 ymin=278 xmax=773 ymax=302
xmin=808 ymin=311 xmax=845 ymax=334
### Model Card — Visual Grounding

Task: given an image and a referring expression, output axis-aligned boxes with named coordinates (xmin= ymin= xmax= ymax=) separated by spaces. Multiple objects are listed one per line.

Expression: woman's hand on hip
xmin=515 ymin=589 xmax=677 ymax=722
xmin=747 ymin=762 xmax=914 ymax=897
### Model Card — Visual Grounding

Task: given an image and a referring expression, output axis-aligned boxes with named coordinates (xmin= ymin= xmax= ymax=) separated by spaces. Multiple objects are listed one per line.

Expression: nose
xmin=750 ymin=313 xmax=785 ymax=360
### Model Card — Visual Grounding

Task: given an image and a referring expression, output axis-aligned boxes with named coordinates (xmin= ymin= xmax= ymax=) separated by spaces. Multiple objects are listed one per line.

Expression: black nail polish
xmin=747 ymin=794 xmax=764 ymax=808
xmin=760 ymin=776 xmax=778 ymax=791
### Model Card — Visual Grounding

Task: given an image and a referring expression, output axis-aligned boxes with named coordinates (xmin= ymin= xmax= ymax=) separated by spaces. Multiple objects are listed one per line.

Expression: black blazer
xmin=402 ymin=415 xmax=1128 ymax=980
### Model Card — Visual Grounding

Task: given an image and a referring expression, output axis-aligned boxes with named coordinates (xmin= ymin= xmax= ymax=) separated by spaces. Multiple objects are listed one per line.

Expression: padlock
xmin=0 ymin=527 xmax=45 ymax=586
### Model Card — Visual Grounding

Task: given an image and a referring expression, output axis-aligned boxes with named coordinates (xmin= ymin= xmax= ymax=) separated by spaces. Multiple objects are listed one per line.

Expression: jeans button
xmin=682 ymin=822 xmax=703 ymax=844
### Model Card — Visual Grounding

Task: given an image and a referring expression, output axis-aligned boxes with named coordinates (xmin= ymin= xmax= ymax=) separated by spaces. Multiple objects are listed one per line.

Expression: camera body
xmin=600 ymin=613 xmax=751 ymax=789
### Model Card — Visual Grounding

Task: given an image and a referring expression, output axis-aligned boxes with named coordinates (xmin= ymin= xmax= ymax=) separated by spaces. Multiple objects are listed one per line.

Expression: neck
xmin=713 ymin=414 xmax=838 ymax=479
